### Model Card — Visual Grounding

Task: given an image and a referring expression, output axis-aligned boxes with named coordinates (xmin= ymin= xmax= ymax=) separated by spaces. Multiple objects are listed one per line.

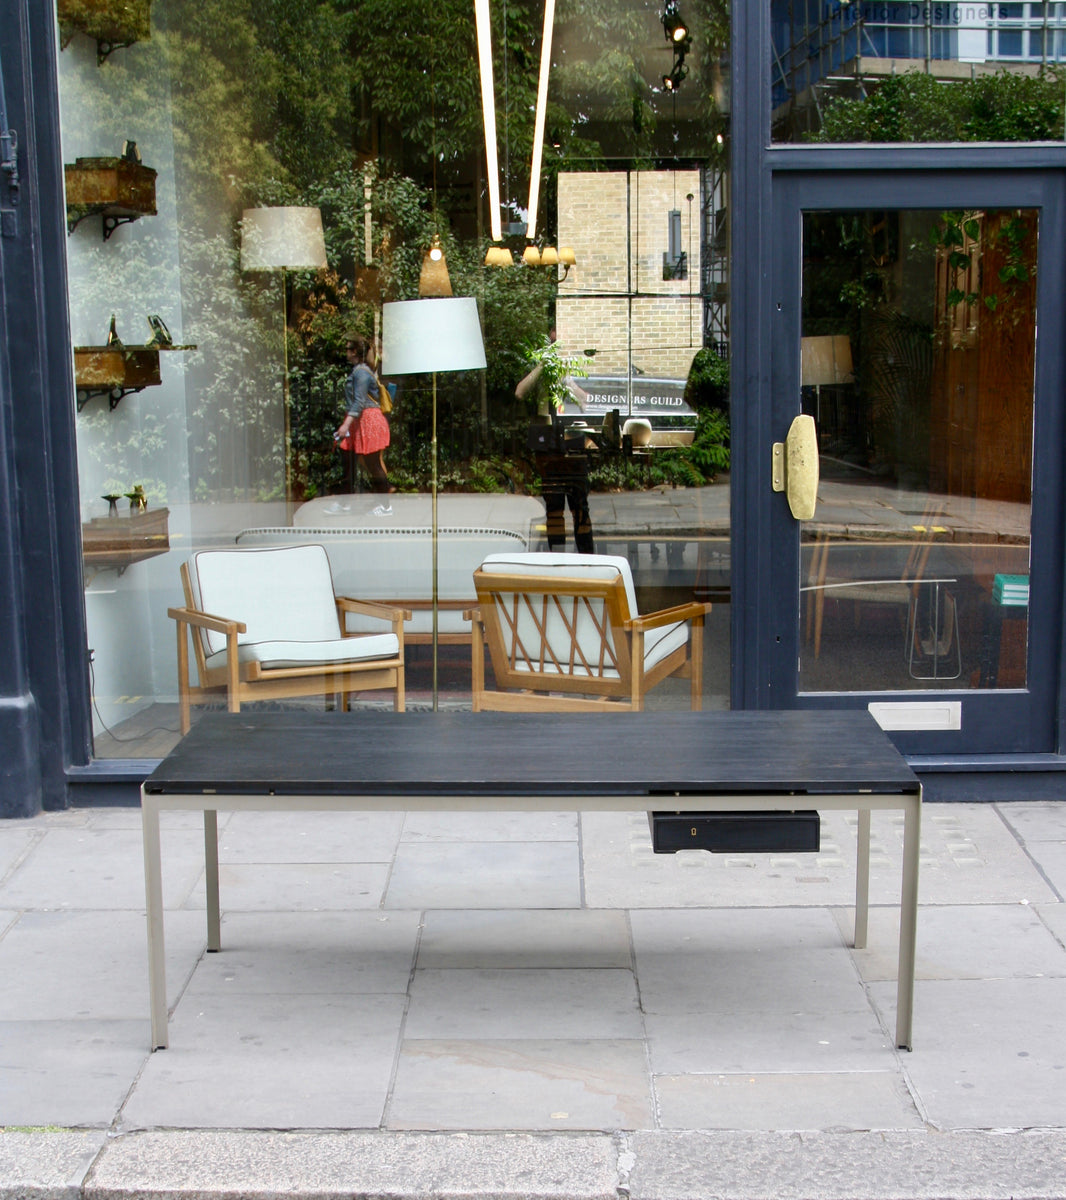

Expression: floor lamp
xmin=800 ymin=334 xmax=853 ymax=429
xmin=240 ymin=207 xmax=328 ymax=502
xmin=381 ymin=298 xmax=487 ymax=708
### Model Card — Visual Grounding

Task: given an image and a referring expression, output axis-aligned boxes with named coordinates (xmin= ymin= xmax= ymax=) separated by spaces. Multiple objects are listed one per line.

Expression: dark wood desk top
xmin=145 ymin=710 xmax=919 ymax=798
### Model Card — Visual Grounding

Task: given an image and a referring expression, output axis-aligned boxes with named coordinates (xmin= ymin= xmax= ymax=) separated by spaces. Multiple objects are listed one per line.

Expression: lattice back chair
xmin=468 ymin=552 xmax=711 ymax=712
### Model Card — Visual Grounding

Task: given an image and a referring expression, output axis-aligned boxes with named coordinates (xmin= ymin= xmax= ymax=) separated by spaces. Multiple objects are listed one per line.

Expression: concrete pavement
xmin=2 ymin=798 xmax=1066 ymax=1198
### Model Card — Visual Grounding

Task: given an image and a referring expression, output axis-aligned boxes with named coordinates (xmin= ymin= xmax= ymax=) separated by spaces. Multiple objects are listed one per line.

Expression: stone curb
xmin=5 ymin=1129 xmax=1066 ymax=1200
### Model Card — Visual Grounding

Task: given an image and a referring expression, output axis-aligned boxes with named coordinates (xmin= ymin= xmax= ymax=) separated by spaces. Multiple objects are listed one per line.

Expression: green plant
xmin=683 ymin=347 xmax=729 ymax=411
xmin=811 ymin=68 xmax=1066 ymax=144
xmin=653 ymin=407 xmax=730 ymax=485
xmin=519 ymin=336 xmax=592 ymax=413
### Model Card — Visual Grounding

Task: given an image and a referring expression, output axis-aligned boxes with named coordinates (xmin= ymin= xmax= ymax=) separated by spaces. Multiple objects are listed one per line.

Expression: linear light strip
xmin=526 ymin=0 xmax=555 ymax=242
xmin=474 ymin=0 xmax=503 ymax=242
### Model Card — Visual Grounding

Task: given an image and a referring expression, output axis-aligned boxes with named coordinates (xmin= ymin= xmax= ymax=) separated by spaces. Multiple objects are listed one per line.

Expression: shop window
xmin=58 ymin=0 xmax=732 ymax=757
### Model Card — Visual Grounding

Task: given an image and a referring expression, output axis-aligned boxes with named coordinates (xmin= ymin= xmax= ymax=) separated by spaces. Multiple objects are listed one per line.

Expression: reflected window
xmin=799 ymin=208 xmax=1035 ymax=693
xmin=772 ymin=1 xmax=1066 ymax=142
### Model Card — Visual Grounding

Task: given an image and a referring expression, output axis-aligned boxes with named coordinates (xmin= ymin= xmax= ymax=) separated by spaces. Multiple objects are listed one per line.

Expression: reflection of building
xmin=556 ymin=170 xmax=704 ymax=381
xmin=772 ymin=1 xmax=1066 ymax=139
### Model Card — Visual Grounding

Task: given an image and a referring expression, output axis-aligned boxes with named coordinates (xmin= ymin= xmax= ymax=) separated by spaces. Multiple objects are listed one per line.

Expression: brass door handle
xmin=772 ymin=414 xmax=819 ymax=520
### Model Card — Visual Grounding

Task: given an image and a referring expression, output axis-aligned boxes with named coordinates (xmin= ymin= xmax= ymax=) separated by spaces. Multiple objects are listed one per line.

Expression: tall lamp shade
xmin=240 ymin=207 xmax=328 ymax=271
xmin=382 ymin=298 xmax=486 ymax=707
xmin=240 ymin=207 xmax=327 ymax=505
xmin=382 ymin=298 xmax=487 ymax=374
xmin=800 ymin=334 xmax=853 ymax=387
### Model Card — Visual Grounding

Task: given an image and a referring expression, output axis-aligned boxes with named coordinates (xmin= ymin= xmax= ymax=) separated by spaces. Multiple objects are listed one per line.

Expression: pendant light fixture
xmin=419 ymin=233 xmax=453 ymax=297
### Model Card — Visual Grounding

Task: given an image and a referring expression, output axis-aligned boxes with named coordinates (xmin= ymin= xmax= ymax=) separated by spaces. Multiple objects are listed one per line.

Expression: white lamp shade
xmin=240 ymin=207 xmax=328 ymax=271
xmin=381 ymin=298 xmax=487 ymax=375
xmin=800 ymin=334 xmax=853 ymax=387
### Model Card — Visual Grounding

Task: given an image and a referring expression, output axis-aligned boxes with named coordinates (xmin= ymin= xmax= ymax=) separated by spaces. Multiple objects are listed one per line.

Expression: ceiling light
xmin=663 ymin=62 xmax=688 ymax=92
xmin=419 ymin=234 xmax=453 ymax=296
xmin=474 ymin=0 xmax=503 ymax=242
xmin=662 ymin=2 xmax=687 ymax=43
xmin=526 ymin=0 xmax=556 ymax=241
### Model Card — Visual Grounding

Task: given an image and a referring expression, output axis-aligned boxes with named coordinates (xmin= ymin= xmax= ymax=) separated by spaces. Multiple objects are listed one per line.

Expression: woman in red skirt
xmin=334 ymin=334 xmax=393 ymax=506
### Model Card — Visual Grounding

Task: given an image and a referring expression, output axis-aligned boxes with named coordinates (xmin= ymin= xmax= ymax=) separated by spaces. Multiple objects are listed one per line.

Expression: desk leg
xmin=141 ymin=791 xmax=169 ymax=1050
xmin=204 ymin=810 xmax=221 ymax=952
xmin=895 ymin=788 xmax=922 ymax=1051
xmin=854 ymin=807 xmax=871 ymax=950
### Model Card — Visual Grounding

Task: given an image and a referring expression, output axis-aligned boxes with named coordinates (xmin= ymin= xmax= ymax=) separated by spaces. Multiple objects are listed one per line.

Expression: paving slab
xmin=654 ymin=1070 xmax=923 ymax=1131
xmin=193 ymin=910 xmax=420 ymax=994
xmin=1038 ymin=900 xmax=1066 ymax=948
xmin=404 ymin=967 xmax=643 ymax=1039
xmin=120 ymin=994 xmax=406 ymax=1130
xmin=998 ymin=801 xmax=1066 ymax=844
xmin=386 ymin=841 xmax=581 ymax=908
xmin=183 ymin=861 xmax=391 ymax=912
xmin=0 ymin=910 xmax=205 ymax=1019
xmin=0 ymin=827 xmax=205 ymax=911
xmin=388 ymin=1038 xmax=655 ymax=1130
xmin=400 ymin=810 xmax=579 ymax=842
xmin=1025 ymin=840 xmax=1066 ymax=898
xmin=416 ymin=909 xmax=632 ymax=969
xmin=834 ymin=902 xmax=1066 ymax=982
xmin=219 ymin=810 xmax=405 ymax=863
xmin=0 ymin=824 xmax=38 ymax=880
xmin=0 ymin=1018 xmax=149 ymax=1128
xmin=870 ymin=977 xmax=1066 ymax=1130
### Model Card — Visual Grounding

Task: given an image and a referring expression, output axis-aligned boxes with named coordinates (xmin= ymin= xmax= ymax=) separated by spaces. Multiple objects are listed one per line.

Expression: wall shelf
xmin=82 ymin=507 xmax=170 ymax=577
xmin=65 ymin=156 xmax=157 ymax=239
xmin=57 ymin=0 xmax=152 ymax=64
xmin=74 ymin=343 xmax=195 ymax=411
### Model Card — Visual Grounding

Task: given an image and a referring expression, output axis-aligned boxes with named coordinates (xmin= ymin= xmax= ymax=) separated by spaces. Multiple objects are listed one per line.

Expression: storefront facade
xmin=2 ymin=0 xmax=1066 ymax=815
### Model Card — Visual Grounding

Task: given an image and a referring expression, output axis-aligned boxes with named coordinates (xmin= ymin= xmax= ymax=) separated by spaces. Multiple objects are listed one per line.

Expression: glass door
xmin=768 ymin=171 xmax=1065 ymax=754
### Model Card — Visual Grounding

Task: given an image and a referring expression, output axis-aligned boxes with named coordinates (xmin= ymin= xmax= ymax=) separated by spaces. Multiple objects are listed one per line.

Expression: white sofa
xmin=236 ymin=524 xmax=532 ymax=642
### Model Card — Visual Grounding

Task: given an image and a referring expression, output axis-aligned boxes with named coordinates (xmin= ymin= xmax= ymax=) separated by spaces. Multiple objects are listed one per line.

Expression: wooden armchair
xmin=467 ymin=552 xmax=711 ymax=712
xmin=169 ymin=544 xmax=409 ymax=733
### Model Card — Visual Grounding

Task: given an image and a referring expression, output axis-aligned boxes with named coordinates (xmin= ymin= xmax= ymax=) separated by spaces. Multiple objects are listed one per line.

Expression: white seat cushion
xmin=189 ymin=546 xmax=343 ymax=657
xmin=204 ymin=633 xmax=399 ymax=673
xmin=478 ymin=552 xmax=687 ymax=677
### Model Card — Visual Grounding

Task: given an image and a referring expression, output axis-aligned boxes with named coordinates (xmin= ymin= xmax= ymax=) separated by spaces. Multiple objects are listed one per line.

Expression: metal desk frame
xmin=141 ymin=712 xmax=922 ymax=1053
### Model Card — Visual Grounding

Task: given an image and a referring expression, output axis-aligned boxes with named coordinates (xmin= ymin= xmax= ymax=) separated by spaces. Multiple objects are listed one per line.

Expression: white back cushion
xmin=478 ymin=553 xmax=636 ymax=675
xmin=190 ymin=546 xmax=342 ymax=657
xmin=477 ymin=552 xmax=686 ymax=678
xmin=479 ymin=553 xmax=638 ymax=615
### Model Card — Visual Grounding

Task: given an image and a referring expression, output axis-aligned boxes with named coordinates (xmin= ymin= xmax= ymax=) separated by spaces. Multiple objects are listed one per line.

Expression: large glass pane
xmin=772 ymin=2 xmax=1066 ymax=143
xmin=799 ymin=207 xmax=1034 ymax=693
xmin=59 ymin=0 xmax=732 ymax=756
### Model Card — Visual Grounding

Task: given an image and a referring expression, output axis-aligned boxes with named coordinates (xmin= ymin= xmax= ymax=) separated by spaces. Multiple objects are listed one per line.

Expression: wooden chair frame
xmin=169 ymin=560 xmax=410 ymax=733
xmin=468 ymin=567 xmax=711 ymax=712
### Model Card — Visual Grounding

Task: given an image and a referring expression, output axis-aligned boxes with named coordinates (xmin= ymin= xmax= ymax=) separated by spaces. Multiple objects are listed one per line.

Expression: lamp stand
xmin=281 ymin=266 xmax=293 ymax=507
xmin=431 ymin=371 xmax=439 ymax=710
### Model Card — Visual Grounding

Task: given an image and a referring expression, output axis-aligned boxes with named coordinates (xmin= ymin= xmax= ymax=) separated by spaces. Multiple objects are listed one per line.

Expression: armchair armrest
xmin=627 ymin=600 xmax=712 ymax=633
xmin=167 ymin=606 xmax=246 ymax=636
xmin=336 ymin=596 xmax=413 ymax=623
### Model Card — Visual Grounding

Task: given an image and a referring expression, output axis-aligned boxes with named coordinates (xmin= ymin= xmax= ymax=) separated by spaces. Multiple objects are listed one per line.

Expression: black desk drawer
xmin=649 ymin=811 xmax=820 ymax=854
